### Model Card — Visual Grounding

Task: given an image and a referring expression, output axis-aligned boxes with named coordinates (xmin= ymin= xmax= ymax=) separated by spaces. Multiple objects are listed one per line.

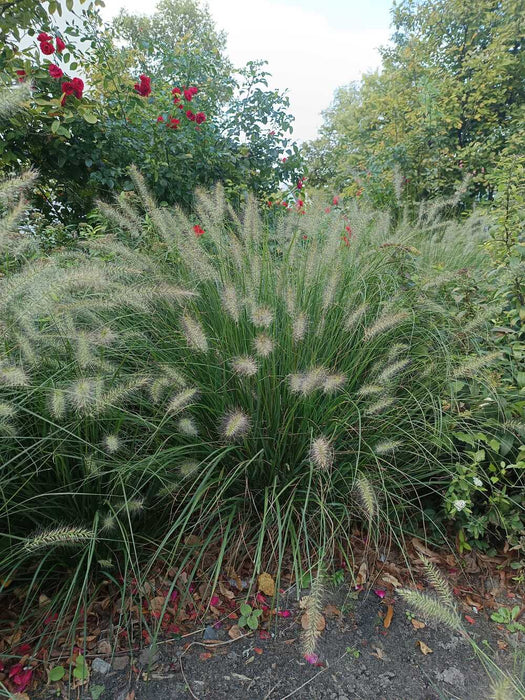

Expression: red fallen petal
xmin=464 ymin=615 xmax=476 ymax=624
xmin=9 ymin=663 xmax=23 ymax=678
xmin=374 ymin=589 xmax=386 ymax=599
xmin=210 ymin=596 xmax=220 ymax=606
xmin=304 ymin=653 xmax=319 ymax=664
xmin=13 ymin=668 xmax=32 ymax=690
xmin=259 ymin=630 xmax=270 ymax=639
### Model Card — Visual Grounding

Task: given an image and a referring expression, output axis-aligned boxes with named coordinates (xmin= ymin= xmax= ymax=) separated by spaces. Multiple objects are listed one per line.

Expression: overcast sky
xmin=100 ymin=0 xmax=394 ymax=142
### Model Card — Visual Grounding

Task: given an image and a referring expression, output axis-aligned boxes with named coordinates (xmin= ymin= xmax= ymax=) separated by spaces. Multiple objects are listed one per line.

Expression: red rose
xmin=186 ymin=110 xmax=196 ymax=121
xmin=48 ymin=64 xmax=63 ymax=79
xmin=61 ymin=81 xmax=75 ymax=95
xmin=40 ymin=40 xmax=55 ymax=55
xmin=297 ymin=180 xmax=303 ymax=189
xmin=168 ymin=117 xmax=180 ymax=129
xmin=282 ymin=157 xmax=287 ymax=163
xmin=183 ymin=86 xmax=198 ymax=101
xmin=56 ymin=36 xmax=66 ymax=52
xmin=134 ymin=74 xmax=151 ymax=97
xmin=157 ymin=115 xmax=165 ymax=122
xmin=172 ymin=87 xmax=181 ymax=96
xmin=15 ymin=69 xmax=26 ymax=82
xmin=193 ymin=225 xmax=204 ymax=237
xmin=195 ymin=111 xmax=206 ymax=124
xmin=71 ymin=76 xmax=84 ymax=99
xmin=37 ymin=32 xmax=52 ymax=41
xmin=332 ymin=195 xmax=339 ymax=205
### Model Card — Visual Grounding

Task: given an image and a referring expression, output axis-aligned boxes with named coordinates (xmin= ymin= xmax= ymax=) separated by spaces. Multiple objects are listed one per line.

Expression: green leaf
xmin=238 ymin=615 xmax=247 ymax=627
xmin=49 ymin=665 xmax=65 ymax=681
xmin=91 ymin=684 xmax=105 ymax=700
xmin=66 ymin=0 xmax=74 ymax=10
xmin=82 ymin=111 xmax=98 ymax=124
xmin=253 ymin=609 xmax=263 ymax=617
xmin=240 ymin=603 xmax=252 ymax=616
xmin=73 ymin=655 xmax=89 ymax=681
xmin=51 ymin=120 xmax=61 ymax=134
xmin=247 ymin=615 xmax=259 ymax=630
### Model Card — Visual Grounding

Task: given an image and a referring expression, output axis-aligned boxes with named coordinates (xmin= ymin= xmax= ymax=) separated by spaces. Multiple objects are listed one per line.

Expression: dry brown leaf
xmin=383 ymin=605 xmax=394 ymax=629
xmin=381 ymin=573 xmax=402 ymax=588
xmin=184 ymin=534 xmax=202 ymax=546
xmin=465 ymin=595 xmax=483 ymax=611
xmin=258 ymin=572 xmax=275 ymax=596
xmin=125 ymin=692 xmax=135 ymax=700
xmin=356 ymin=561 xmax=368 ymax=586
xmin=497 ymin=640 xmax=508 ymax=650
xmin=411 ymin=538 xmax=440 ymax=561
xmin=417 ymin=640 xmax=433 ymax=655
xmin=301 ymin=613 xmax=326 ymax=632
xmin=411 ymin=619 xmax=426 ymax=630
xmin=371 ymin=647 xmax=385 ymax=660
xmin=148 ymin=596 xmax=166 ymax=613
xmin=228 ymin=624 xmax=243 ymax=640
xmin=323 ymin=604 xmax=341 ymax=618
xmin=219 ymin=582 xmax=235 ymax=600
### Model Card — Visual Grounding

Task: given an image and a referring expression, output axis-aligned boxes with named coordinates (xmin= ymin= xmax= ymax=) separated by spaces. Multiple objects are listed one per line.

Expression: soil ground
xmin=55 ymin=587 xmax=522 ymax=700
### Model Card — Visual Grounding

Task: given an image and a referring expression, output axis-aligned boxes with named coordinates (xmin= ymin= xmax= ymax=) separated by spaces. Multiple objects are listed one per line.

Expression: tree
xmin=305 ymin=0 xmax=525 ymax=211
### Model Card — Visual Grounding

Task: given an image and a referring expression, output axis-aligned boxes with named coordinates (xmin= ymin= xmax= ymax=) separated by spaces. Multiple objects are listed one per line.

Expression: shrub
xmin=0 ymin=172 xmax=501 ymax=640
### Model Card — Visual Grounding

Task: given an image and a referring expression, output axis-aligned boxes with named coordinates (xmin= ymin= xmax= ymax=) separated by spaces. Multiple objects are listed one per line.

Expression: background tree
xmin=305 ymin=0 xmax=525 ymax=211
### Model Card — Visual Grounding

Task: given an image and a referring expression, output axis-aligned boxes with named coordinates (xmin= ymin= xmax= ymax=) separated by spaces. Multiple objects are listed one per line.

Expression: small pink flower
xmin=374 ymin=589 xmax=386 ymax=599
xmin=277 ymin=609 xmax=291 ymax=617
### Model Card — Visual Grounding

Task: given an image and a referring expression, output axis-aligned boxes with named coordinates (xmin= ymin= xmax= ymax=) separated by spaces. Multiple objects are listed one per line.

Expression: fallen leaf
xmin=464 ymin=615 xmax=476 ymax=625
xmin=301 ymin=613 xmax=326 ymax=632
xmin=417 ymin=640 xmax=433 ymax=655
xmin=97 ymin=640 xmax=112 ymax=655
xmin=381 ymin=573 xmax=402 ymax=588
xmin=411 ymin=619 xmax=426 ymax=630
xmin=323 ymin=604 xmax=341 ymax=618
xmin=383 ymin=605 xmax=394 ymax=629
xmin=254 ymin=647 xmax=263 ymax=654
xmin=125 ymin=691 xmax=135 ymax=700
xmin=228 ymin=625 xmax=243 ymax=640
xmin=356 ymin=561 xmax=368 ymax=586
xmin=219 ymin=582 xmax=235 ymax=600
xmin=199 ymin=652 xmax=213 ymax=661
xmin=149 ymin=596 xmax=166 ymax=613
xmin=371 ymin=647 xmax=385 ymax=659
xmin=497 ymin=640 xmax=508 ymax=650
xmin=258 ymin=573 xmax=275 ymax=596
xmin=411 ymin=538 xmax=440 ymax=561
xmin=465 ymin=595 xmax=483 ymax=611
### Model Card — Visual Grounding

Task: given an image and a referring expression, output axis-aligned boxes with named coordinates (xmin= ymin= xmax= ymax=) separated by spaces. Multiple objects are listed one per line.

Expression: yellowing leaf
xmin=411 ymin=619 xmax=426 ymax=630
xmin=258 ymin=572 xmax=275 ymax=596
xmin=381 ymin=573 xmax=402 ymax=588
xmin=383 ymin=604 xmax=394 ymax=629
xmin=417 ymin=640 xmax=433 ymax=655
xmin=356 ymin=561 xmax=368 ymax=586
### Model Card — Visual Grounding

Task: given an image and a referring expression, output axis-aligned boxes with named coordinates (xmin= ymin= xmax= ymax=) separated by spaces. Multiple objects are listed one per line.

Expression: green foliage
xmin=0 ymin=171 xmax=502 ymax=641
xmin=238 ymin=603 xmax=263 ymax=630
xmin=305 ymin=0 xmax=524 ymax=212
xmin=446 ymin=432 xmax=524 ymax=548
xmin=491 ymin=606 xmax=525 ymax=634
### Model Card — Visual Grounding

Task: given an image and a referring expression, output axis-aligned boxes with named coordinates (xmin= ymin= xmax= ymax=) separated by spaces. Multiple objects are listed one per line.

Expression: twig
xmin=179 ymin=653 xmax=200 ymax=700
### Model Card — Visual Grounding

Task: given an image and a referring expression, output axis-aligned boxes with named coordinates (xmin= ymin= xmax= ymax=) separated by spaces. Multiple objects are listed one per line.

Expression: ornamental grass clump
xmin=0 ymin=170 xmax=499 ymax=640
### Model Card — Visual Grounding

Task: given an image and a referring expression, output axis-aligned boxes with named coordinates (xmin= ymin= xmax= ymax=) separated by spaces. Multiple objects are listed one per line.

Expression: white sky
xmin=100 ymin=0 xmax=393 ymax=142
